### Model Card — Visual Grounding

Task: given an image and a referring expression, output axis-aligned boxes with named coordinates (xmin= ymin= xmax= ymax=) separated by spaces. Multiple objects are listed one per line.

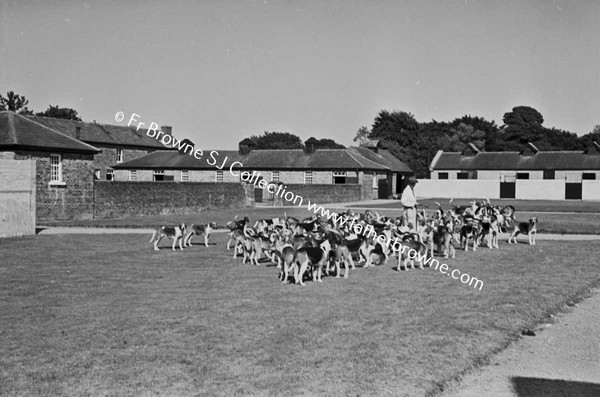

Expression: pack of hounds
xmin=149 ymin=199 xmax=537 ymax=286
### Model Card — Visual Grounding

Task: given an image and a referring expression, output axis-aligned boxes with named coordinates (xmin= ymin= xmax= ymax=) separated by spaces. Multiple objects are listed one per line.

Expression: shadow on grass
xmin=512 ymin=376 xmax=600 ymax=397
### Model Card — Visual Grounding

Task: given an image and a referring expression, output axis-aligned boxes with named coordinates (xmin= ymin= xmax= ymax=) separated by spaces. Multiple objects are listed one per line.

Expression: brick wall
xmin=94 ymin=181 xmax=249 ymax=218
xmin=0 ymin=159 xmax=36 ymax=237
xmin=276 ymin=184 xmax=362 ymax=207
xmin=14 ymin=150 xmax=95 ymax=221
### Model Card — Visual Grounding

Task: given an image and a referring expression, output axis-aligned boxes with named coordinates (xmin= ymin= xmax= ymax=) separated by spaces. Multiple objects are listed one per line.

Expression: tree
xmin=502 ymin=106 xmax=544 ymax=126
xmin=314 ymin=138 xmax=345 ymax=149
xmin=36 ymin=105 xmax=82 ymax=121
xmin=353 ymin=126 xmax=371 ymax=143
xmin=579 ymin=125 xmax=600 ymax=149
xmin=248 ymin=131 xmax=304 ymax=149
xmin=370 ymin=110 xmax=420 ymax=145
xmin=438 ymin=123 xmax=486 ymax=152
xmin=0 ymin=91 xmax=33 ymax=114
xmin=498 ymin=106 xmax=580 ymax=151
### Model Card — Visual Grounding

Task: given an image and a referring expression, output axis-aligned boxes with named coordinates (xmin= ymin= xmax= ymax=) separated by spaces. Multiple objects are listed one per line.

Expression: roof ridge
xmin=18 ymin=113 xmax=101 ymax=152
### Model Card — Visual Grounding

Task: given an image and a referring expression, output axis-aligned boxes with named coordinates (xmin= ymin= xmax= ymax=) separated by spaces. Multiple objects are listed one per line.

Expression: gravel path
xmin=443 ymin=288 xmax=600 ymax=396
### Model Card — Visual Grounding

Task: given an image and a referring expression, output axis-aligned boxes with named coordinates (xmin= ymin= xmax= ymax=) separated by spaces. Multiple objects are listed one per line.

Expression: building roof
xmin=27 ymin=115 xmax=167 ymax=149
xmin=0 ymin=111 xmax=100 ymax=154
xmin=113 ymin=147 xmax=413 ymax=173
xmin=431 ymin=143 xmax=600 ymax=171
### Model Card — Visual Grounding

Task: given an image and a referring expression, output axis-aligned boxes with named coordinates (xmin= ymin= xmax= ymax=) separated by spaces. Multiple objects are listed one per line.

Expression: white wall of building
xmin=515 ymin=180 xmax=564 ymax=200
xmin=418 ymin=178 xmax=600 ymax=200
xmin=583 ymin=180 xmax=600 ymax=200
xmin=417 ymin=180 xmax=500 ymax=199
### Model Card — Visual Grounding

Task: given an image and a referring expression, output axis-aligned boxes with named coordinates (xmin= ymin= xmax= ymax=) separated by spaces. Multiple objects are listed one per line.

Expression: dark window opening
xmin=438 ymin=172 xmax=448 ymax=180
xmin=543 ymin=170 xmax=555 ymax=180
xmin=583 ymin=173 xmax=596 ymax=180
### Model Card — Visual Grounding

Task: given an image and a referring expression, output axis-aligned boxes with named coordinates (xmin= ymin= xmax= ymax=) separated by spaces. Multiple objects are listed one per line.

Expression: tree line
xmin=355 ymin=107 xmax=600 ymax=177
xmin=0 ymin=90 xmax=82 ymax=120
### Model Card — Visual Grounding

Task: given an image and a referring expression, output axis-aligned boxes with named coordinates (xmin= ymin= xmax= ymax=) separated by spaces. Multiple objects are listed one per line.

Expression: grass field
xmin=356 ymin=198 xmax=600 ymax=213
xmin=2 ymin=233 xmax=599 ymax=396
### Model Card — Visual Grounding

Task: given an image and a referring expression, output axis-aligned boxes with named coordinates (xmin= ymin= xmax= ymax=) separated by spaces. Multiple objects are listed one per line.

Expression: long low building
xmin=112 ymin=139 xmax=414 ymax=202
xmin=425 ymin=142 xmax=600 ymax=200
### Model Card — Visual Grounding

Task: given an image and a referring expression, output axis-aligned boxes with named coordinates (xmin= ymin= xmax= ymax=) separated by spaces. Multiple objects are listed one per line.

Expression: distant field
xmin=355 ymin=198 xmax=600 ymax=213
xmin=2 ymin=233 xmax=599 ymax=396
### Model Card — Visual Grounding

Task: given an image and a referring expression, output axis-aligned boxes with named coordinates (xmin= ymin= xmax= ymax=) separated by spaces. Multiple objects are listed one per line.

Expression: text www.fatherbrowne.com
xmin=117 ymin=112 xmax=484 ymax=290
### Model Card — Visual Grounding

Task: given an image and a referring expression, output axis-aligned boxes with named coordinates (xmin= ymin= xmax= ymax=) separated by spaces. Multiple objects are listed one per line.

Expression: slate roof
xmin=0 ymin=111 xmax=100 ymax=153
xmin=27 ymin=115 xmax=167 ymax=149
xmin=431 ymin=147 xmax=600 ymax=171
xmin=113 ymin=147 xmax=413 ymax=173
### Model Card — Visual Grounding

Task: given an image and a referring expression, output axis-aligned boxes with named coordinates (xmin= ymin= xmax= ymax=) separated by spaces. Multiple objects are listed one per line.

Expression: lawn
xmin=357 ymin=198 xmax=600 ymax=213
xmin=1 ymin=233 xmax=599 ymax=396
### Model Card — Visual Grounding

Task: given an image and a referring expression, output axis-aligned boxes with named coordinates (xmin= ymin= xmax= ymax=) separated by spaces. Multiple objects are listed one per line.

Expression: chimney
xmin=177 ymin=139 xmax=195 ymax=155
xmin=75 ymin=126 xmax=81 ymax=140
xmin=304 ymin=137 xmax=320 ymax=154
xmin=359 ymin=139 xmax=380 ymax=153
xmin=161 ymin=125 xmax=173 ymax=136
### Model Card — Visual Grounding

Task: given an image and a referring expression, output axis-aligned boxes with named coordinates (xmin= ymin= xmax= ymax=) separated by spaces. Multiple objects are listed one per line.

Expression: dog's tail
xmin=149 ymin=229 xmax=157 ymax=243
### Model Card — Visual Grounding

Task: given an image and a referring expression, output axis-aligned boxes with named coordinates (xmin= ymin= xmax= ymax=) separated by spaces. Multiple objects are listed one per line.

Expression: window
xmin=583 ymin=172 xmax=596 ymax=180
xmin=106 ymin=169 xmax=114 ymax=181
xmin=304 ymin=171 xmax=313 ymax=184
xmin=116 ymin=149 xmax=123 ymax=163
xmin=543 ymin=170 xmax=555 ymax=180
xmin=216 ymin=170 xmax=223 ymax=182
xmin=333 ymin=171 xmax=346 ymax=184
xmin=271 ymin=171 xmax=280 ymax=182
xmin=50 ymin=154 xmax=62 ymax=182
xmin=94 ymin=169 xmax=101 ymax=180
xmin=438 ymin=172 xmax=449 ymax=180
xmin=181 ymin=170 xmax=189 ymax=182
xmin=517 ymin=172 xmax=529 ymax=180
xmin=129 ymin=170 xmax=137 ymax=181
xmin=457 ymin=172 xmax=468 ymax=180
xmin=372 ymin=174 xmax=378 ymax=188
xmin=153 ymin=170 xmax=165 ymax=181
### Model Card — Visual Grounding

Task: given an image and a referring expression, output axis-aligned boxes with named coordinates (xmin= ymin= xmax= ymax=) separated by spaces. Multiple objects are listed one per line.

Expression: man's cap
xmin=408 ymin=176 xmax=418 ymax=184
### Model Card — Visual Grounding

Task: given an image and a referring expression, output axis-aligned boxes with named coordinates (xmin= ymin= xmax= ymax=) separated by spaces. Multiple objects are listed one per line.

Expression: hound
xmin=508 ymin=217 xmax=538 ymax=245
xmin=431 ymin=221 xmax=456 ymax=259
xmin=275 ymin=241 xmax=296 ymax=283
xmin=183 ymin=222 xmax=216 ymax=248
xmin=397 ymin=234 xmax=429 ymax=270
xmin=294 ymin=240 xmax=332 ymax=285
xmin=149 ymin=223 xmax=186 ymax=251
xmin=460 ymin=218 xmax=480 ymax=252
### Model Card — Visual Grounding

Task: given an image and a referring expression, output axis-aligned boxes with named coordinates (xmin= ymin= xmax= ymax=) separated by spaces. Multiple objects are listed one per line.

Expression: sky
xmin=1 ymin=0 xmax=599 ymax=149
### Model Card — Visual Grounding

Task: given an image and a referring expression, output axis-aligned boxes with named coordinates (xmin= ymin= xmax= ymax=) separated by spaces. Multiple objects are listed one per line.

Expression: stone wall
xmin=14 ymin=150 xmax=95 ymax=221
xmin=94 ymin=181 xmax=249 ymax=218
xmin=274 ymin=184 xmax=362 ymax=207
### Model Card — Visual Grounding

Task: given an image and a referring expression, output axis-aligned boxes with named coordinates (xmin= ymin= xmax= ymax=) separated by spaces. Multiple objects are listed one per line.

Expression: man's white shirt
xmin=401 ymin=185 xmax=417 ymax=207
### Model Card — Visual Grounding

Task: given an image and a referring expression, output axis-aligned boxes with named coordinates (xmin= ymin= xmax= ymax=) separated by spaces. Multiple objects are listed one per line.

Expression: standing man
xmin=401 ymin=176 xmax=418 ymax=231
